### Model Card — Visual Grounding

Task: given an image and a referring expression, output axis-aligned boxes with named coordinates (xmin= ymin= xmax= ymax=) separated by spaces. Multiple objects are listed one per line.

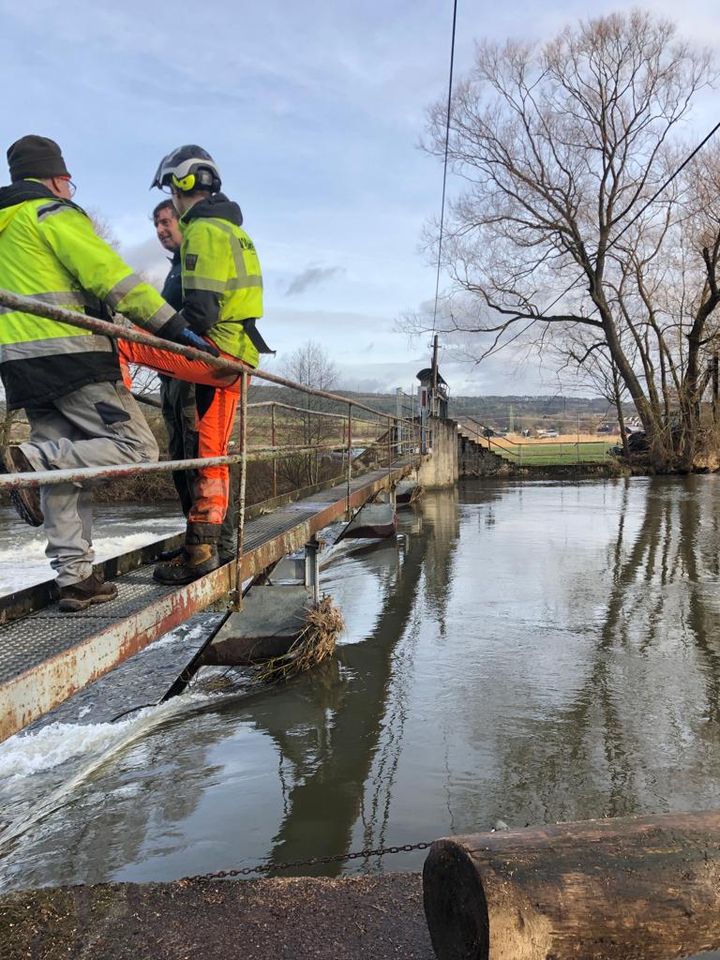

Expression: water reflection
xmin=474 ymin=477 xmax=720 ymax=828
xmin=4 ymin=478 xmax=720 ymax=893
xmin=204 ymin=495 xmax=463 ymax=876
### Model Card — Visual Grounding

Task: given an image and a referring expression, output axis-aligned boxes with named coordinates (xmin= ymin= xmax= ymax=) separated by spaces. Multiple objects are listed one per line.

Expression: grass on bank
xmin=491 ymin=440 xmax=615 ymax=466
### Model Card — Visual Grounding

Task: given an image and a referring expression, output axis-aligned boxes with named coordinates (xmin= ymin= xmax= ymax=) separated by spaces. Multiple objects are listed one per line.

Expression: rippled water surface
xmin=3 ymin=477 xmax=720 ymax=910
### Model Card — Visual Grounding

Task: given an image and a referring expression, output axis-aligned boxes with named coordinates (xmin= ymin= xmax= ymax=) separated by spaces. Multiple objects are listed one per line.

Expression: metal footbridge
xmin=0 ymin=463 xmax=415 ymax=742
xmin=0 ymin=288 xmax=424 ymax=743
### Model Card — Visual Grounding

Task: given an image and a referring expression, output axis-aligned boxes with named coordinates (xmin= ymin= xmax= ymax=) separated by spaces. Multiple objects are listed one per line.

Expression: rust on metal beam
xmin=0 ymin=464 xmax=405 ymax=626
xmin=0 ymin=565 xmax=235 ymax=743
xmin=0 ymin=444 xmax=347 ymax=491
xmin=0 ymin=463 xmax=415 ymax=743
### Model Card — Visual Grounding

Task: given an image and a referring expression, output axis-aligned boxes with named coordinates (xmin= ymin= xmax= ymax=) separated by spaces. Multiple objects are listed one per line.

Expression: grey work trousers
xmin=21 ymin=381 xmax=159 ymax=587
xmin=159 ymin=375 xmax=238 ymax=559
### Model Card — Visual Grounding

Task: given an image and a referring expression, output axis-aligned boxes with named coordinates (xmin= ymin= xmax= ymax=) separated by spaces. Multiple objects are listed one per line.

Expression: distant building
xmin=416 ymin=367 xmax=449 ymax=419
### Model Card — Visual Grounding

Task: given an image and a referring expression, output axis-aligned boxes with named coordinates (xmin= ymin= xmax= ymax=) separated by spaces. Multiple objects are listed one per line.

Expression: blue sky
xmin=2 ymin=0 xmax=717 ymax=396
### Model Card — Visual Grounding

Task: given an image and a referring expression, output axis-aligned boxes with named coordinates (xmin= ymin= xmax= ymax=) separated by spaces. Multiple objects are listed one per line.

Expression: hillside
xmin=245 ymin=384 xmax=622 ymax=430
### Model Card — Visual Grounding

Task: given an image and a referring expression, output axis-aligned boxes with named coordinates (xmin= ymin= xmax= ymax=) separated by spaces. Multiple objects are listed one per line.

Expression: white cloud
xmin=6 ymin=0 xmax=717 ymax=398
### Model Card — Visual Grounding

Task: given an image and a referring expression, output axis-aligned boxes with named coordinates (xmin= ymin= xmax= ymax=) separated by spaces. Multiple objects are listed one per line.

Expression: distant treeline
xmin=0 ymin=388 xmax=632 ymax=433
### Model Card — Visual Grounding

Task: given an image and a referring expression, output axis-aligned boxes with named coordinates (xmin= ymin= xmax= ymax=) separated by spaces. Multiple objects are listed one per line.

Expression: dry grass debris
xmin=254 ymin=595 xmax=344 ymax=684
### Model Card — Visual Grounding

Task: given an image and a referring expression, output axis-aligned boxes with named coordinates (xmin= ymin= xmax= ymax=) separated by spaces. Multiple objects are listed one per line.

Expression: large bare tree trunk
xmin=418 ymin=12 xmax=720 ymax=474
xmin=423 ymin=811 xmax=720 ymax=960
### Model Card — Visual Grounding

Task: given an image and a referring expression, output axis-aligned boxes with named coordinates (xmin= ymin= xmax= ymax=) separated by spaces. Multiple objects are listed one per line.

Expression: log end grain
xmin=423 ymin=840 xmax=489 ymax=960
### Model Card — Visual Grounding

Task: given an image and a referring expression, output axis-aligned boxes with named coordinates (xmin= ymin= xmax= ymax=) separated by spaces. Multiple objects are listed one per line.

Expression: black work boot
xmin=59 ymin=572 xmax=118 ymax=612
xmin=157 ymin=544 xmax=184 ymax=562
xmin=3 ymin=445 xmax=43 ymax=527
xmin=153 ymin=543 xmax=220 ymax=585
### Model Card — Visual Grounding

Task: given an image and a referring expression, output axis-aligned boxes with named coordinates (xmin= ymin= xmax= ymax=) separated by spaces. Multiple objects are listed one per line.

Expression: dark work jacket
xmin=161 ymin=250 xmax=183 ymax=311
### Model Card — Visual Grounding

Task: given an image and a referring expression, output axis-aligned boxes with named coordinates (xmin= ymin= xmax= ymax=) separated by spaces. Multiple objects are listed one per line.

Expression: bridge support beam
xmin=202 ymin=585 xmax=313 ymax=667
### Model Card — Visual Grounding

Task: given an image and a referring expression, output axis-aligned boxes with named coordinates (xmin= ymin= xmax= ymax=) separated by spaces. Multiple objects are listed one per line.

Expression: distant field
xmin=483 ymin=433 xmax=618 ymax=465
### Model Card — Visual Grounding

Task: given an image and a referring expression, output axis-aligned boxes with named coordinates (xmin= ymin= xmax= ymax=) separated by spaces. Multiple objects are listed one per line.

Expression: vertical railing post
xmin=232 ymin=370 xmax=249 ymax=612
xmin=387 ymin=415 xmax=392 ymax=466
xmin=340 ymin=416 xmax=346 ymax=479
xmin=346 ymin=402 xmax=353 ymax=519
xmin=271 ymin=402 xmax=277 ymax=500
xmin=304 ymin=536 xmax=320 ymax=604
xmin=396 ymin=387 xmax=403 ymax=456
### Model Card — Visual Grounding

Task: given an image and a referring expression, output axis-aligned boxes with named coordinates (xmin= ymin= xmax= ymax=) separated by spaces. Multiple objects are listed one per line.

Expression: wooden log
xmin=422 ymin=811 xmax=720 ymax=960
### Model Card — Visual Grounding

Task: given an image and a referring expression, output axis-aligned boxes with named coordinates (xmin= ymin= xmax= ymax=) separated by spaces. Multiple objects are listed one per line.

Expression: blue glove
xmin=179 ymin=329 xmax=220 ymax=358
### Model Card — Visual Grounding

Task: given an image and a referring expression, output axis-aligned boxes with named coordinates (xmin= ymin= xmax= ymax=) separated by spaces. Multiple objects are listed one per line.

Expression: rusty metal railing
xmin=0 ymin=290 xmax=422 ymax=610
xmin=458 ymin=417 xmax=613 ymax=466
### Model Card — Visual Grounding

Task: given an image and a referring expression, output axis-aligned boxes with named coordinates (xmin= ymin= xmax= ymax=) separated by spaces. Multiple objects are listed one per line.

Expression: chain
xmin=180 ymin=840 xmax=433 ymax=882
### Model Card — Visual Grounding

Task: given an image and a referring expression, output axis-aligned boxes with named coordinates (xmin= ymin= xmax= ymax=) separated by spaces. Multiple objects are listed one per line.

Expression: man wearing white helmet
xmin=120 ymin=145 xmax=271 ymax=584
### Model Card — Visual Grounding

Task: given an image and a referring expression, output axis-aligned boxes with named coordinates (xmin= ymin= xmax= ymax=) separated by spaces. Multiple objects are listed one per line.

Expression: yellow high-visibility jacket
xmin=179 ymin=193 xmax=265 ymax=367
xmin=0 ymin=180 xmax=175 ymax=409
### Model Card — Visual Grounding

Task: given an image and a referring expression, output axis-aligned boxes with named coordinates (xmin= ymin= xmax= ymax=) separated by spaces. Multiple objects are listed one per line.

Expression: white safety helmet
xmin=151 ymin=144 xmax=221 ymax=194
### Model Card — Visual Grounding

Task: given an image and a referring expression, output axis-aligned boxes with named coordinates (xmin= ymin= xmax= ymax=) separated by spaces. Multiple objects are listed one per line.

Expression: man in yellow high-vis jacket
xmin=0 ymin=135 xmax=222 ymax=610
xmin=120 ymin=145 xmax=272 ymax=585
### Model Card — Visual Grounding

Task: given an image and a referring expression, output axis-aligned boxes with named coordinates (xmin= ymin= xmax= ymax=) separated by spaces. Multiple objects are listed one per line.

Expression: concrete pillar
xmin=415 ymin=417 xmax=459 ymax=489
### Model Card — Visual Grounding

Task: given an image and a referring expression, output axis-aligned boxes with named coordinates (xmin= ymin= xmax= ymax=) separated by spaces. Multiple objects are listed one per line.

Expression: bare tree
xmin=281 ymin=341 xmax=340 ymax=486
xmin=420 ymin=11 xmax=720 ymax=469
xmin=88 ymin=210 xmax=121 ymax=250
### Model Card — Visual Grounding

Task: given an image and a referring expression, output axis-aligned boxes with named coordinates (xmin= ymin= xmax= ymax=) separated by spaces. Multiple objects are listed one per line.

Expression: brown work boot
xmin=3 ymin=445 xmax=43 ymax=527
xmin=153 ymin=543 xmax=220 ymax=585
xmin=59 ymin=572 xmax=118 ymax=612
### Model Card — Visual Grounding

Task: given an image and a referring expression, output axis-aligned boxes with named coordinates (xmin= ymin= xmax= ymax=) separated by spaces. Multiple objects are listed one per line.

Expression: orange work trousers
xmin=119 ymin=338 xmax=247 ymax=531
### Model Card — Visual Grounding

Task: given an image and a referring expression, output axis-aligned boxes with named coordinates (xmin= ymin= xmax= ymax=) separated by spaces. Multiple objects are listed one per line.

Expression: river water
xmin=3 ymin=477 xmax=720 ymax=913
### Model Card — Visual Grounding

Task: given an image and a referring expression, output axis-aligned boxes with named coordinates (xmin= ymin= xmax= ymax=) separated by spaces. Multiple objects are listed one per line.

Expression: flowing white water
xmin=0 ymin=504 xmax=183 ymax=595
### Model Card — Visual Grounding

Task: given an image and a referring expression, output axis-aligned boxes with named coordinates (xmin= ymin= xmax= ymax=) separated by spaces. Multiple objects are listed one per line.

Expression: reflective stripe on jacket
xmin=179 ymin=193 xmax=264 ymax=367
xmin=0 ymin=181 xmax=175 ymax=408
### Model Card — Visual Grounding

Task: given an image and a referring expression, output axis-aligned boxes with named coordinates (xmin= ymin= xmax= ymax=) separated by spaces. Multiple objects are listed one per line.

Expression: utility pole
xmin=431 ymin=334 xmax=439 ymax=417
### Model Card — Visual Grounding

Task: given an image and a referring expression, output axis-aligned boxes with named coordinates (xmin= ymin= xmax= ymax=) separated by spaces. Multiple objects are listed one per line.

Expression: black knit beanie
xmin=7 ymin=135 xmax=70 ymax=182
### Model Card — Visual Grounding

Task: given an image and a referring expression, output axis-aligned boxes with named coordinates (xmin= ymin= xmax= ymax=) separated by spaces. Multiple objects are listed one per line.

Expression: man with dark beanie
xmin=6 ymin=135 xmax=71 ymax=181
xmin=0 ymin=135 xmax=220 ymax=610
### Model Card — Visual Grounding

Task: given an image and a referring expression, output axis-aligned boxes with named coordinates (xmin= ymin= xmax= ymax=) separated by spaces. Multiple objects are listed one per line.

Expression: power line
xmin=607 ymin=118 xmax=720 ymax=252
xmin=431 ymin=0 xmax=459 ymax=334
xmin=535 ymin=118 xmax=720 ymax=322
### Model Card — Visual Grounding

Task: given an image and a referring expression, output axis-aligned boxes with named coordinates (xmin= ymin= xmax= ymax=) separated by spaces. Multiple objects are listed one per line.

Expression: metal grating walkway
xmin=0 ymin=462 xmax=415 ymax=741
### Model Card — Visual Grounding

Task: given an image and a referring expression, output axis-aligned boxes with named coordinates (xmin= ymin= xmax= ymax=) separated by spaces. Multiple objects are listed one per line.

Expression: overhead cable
xmin=431 ymin=0 xmax=459 ymax=334
xmin=538 ymin=118 xmax=720 ymax=320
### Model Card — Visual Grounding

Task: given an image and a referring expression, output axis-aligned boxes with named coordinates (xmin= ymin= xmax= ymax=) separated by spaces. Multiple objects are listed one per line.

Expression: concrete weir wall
xmin=458 ymin=434 xmax=509 ymax=477
xmin=412 ymin=419 xmax=510 ymax=488
xmin=415 ymin=418 xmax=459 ymax=489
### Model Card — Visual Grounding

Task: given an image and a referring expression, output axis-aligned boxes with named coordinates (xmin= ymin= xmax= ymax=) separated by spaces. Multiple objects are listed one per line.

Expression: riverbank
xmin=0 ymin=874 xmax=434 ymax=960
